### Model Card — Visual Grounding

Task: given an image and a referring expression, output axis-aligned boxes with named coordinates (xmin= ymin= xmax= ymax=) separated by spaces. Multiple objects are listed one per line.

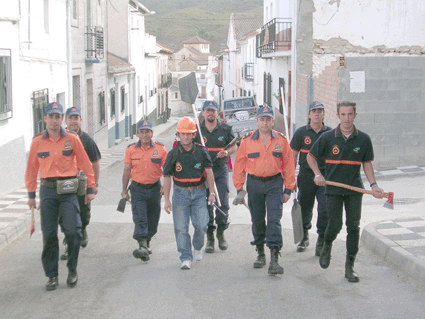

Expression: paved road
xmin=1 ymin=126 xmax=425 ymax=318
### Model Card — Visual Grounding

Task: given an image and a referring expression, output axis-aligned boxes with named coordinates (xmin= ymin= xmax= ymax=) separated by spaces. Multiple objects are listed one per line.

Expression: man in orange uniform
xmin=122 ymin=120 xmax=167 ymax=262
xmin=233 ymin=105 xmax=295 ymax=275
xmin=25 ymin=102 xmax=96 ymax=291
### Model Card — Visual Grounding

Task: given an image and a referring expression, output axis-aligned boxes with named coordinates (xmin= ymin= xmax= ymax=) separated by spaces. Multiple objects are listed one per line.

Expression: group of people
xmin=26 ymin=98 xmax=384 ymax=291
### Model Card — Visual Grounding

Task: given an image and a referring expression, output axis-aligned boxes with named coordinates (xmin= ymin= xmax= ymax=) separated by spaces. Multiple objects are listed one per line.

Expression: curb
xmin=361 ymin=221 xmax=425 ymax=286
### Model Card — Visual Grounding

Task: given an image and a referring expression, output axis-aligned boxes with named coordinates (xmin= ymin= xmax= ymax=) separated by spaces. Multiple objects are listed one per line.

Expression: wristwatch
xmin=95 ymin=183 xmax=99 ymax=187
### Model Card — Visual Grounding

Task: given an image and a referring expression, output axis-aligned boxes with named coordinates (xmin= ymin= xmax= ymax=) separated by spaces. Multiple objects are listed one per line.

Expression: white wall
xmin=313 ymin=0 xmax=425 ymax=48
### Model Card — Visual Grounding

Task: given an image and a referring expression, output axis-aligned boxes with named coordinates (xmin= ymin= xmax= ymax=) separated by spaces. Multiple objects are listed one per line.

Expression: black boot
xmin=46 ymin=277 xmax=58 ymax=291
xmin=345 ymin=254 xmax=360 ymax=283
xmin=60 ymin=238 xmax=69 ymax=260
xmin=296 ymin=230 xmax=309 ymax=252
xmin=253 ymin=244 xmax=266 ymax=268
xmin=133 ymin=238 xmax=150 ymax=261
xmin=268 ymin=248 xmax=284 ymax=275
xmin=67 ymin=270 xmax=78 ymax=288
xmin=319 ymin=242 xmax=332 ymax=269
xmin=80 ymin=229 xmax=88 ymax=248
xmin=205 ymin=231 xmax=215 ymax=253
xmin=146 ymin=238 xmax=152 ymax=254
xmin=216 ymin=228 xmax=228 ymax=251
xmin=315 ymin=236 xmax=324 ymax=257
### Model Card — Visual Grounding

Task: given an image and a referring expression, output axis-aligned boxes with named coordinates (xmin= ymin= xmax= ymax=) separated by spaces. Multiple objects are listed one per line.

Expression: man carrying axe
xmin=233 ymin=105 xmax=295 ymax=275
xmin=121 ymin=120 xmax=167 ymax=262
xmin=195 ymin=100 xmax=238 ymax=253
xmin=307 ymin=101 xmax=384 ymax=283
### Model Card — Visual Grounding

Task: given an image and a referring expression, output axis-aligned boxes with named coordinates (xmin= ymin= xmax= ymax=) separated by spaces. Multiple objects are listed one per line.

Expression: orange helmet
xmin=177 ymin=116 xmax=197 ymax=133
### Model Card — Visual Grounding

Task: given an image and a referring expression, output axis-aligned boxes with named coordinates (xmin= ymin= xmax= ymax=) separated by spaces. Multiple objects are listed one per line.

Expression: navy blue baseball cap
xmin=45 ymin=102 xmax=63 ymax=115
xmin=137 ymin=119 xmax=153 ymax=131
xmin=257 ymin=105 xmax=274 ymax=118
xmin=202 ymin=100 xmax=218 ymax=111
xmin=65 ymin=106 xmax=81 ymax=118
xmin=309 ymin=101 xmax=324 ymax=111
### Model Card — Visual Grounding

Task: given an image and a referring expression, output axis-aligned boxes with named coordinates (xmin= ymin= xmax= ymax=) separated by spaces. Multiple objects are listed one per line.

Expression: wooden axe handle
xmin=325 ymin=181 xmax=390 ymax=198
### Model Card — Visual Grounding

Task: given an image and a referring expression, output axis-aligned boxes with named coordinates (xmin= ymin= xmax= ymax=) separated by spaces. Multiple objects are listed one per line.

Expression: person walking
xmin=307 ymin=101 xmax=384 ymax=282
xmin=25 ymin=102 xmax=96 ymax=291
xmin=290 ymin=101 xmax=331 ymax=255
xmin=195 ymin=100 xmax=237 ymax=253
xmin=122 ymin=120 xmax=167 ymax=262
xmin=163 ymin=117 xmax=216 ymax=270
xmin=60 ymin=106 xmax=101 ymax=260
xmin=233 ymin=105 xmax=295 ymax=275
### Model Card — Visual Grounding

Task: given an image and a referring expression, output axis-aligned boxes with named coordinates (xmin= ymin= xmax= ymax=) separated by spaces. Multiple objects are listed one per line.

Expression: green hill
xmin=143 ymin=0 xmax=263 ymax=54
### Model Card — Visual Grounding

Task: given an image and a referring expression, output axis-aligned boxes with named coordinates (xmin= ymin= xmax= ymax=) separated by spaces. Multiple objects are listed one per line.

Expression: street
xmin=1 ymin=126 xmax=425 ymax=318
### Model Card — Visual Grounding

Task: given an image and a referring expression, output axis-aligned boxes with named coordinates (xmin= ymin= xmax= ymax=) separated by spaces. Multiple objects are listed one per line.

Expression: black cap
xmin=309 ymin=101 xmax=324 ymax=111
xmin=65 ymin=107 xmax=81 ymax=117
xmin=45 ymin=102 xmax=63 ymax=115
xmin=256 ymin=105 xmax=274 ymax=118
xmin=137 ymin=120 xmax=153 ymax=131
xmin=202 ymin=100 xmax=218 ymax=111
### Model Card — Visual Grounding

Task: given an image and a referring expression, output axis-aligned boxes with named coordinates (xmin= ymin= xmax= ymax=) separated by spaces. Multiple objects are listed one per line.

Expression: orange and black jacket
xmin=25 ymin=128 xmax=95 ymax=198
xmin=233 ymin=129 xmax=295 ymax=194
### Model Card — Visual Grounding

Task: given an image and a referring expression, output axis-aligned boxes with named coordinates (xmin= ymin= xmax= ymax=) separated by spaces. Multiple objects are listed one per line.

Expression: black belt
xmin=40 ymin=177 xmax=75 ymax=188
xmin=175 ymin=184 xmax=205 ymax=190
xmin=248 ymin=173 xmax=281 ymax=182
xmin=132 ymin=180 xmax=160 ymax=189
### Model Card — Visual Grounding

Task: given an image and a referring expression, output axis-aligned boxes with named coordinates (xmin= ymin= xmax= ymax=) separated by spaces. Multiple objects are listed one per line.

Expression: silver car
xmin=220 ymin=97 xmax=258 ymax=134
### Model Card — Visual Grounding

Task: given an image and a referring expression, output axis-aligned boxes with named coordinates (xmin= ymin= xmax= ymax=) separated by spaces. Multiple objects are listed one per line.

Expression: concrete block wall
xmin=338 ymin=56 xmax=425 ymax=169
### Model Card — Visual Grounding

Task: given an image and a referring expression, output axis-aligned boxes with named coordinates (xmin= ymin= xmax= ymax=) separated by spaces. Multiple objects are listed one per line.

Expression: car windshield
xmin=224 ymin=98 xmax=254 ymax=110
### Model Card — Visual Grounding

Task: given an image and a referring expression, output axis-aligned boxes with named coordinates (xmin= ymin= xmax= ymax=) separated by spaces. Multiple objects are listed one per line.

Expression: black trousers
xmin=40 ymin=186 xmax=82 ymax=277
xmin=325 ymin=194 xmax=363 ymax=256
xmin=206 ymin=165 xmax=230 ymax=232
xmin=297 ymin=171 xmax=328 ymax=235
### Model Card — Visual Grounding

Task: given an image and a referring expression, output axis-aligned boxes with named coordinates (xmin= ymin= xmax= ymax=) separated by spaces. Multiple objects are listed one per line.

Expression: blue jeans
xmin=172 ymin=185 xmax=209 ymax=262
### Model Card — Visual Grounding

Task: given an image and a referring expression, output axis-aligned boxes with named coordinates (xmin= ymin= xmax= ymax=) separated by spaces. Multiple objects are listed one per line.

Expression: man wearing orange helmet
xmin=163 ymin=116 xmax=216 ymax=270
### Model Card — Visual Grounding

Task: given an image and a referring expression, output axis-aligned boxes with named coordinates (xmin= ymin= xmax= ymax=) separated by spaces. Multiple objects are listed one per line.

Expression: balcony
xmin=85 ymin=26 xmax=104 ymax=63
xmin=256 ymin=18 xmax=292 ymax=58
xmin=243 ymin=63 xmax=254 ymax=82
xmin=159 ymin=73 xmax=172 ymax=88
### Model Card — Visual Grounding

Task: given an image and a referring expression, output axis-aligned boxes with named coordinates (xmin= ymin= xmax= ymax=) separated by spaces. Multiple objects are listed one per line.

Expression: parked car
xmin=220 ymin=97 xmax=258 ymax=135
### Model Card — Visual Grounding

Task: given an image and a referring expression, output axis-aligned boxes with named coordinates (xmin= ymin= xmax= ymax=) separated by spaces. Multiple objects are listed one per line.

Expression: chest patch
xmin=332 ymin=145 xmax=340 ymax=155
xmin=64 ymin=141 xmax=72 ymax=150
xmin=218 ymin=136 xmax=224 ymax=142
xmin=152 ymin=150 xmax=159 ymax=157
xmin=194 ymin=163 xmax=202 ymax=169
xmin=175 ymin=162 xmax=183 ymax=172
xmin=353 ymin=147 xmax=360 ymax=153
xmin=304 ymin=136 xmax=312 ymax=145
xmin=275 ymin=144 xmax=281 ymax=151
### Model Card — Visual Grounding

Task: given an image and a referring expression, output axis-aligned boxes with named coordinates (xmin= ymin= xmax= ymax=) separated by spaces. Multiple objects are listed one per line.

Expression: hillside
xmin=143 ymin=0 xmax=263 ymax=54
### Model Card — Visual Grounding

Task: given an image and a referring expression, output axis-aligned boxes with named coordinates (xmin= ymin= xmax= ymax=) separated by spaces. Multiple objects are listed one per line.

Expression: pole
xmin=280 ymin=86 xmax=290 ymax=140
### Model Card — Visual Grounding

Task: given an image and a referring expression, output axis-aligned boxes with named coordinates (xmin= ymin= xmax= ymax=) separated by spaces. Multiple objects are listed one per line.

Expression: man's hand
xmin=160 ymin=186 xmax=164 ymax=196
xmin=283 ymin=194 xmax=290 ymax=204
xmin=216 ymin=150 xmax=228 ymax=159
xmin=313 ymin=174 xmax=326 ymax=187
xmin=164 ymin=199 xmax=172 ymax=214
xmin=28 ymin=198 xmax=36 ymax=209
xmin=372 ymin=186 xmax=384 ymax=199
xmin=85 ymin=194 xmax=95 ymax=205
xmin=208 ymin=193 xmax=216 ymax=205
xmin=121 ymin=190 xmax=129 ymax=199
xmin=94 ymin=185 xmax=99 ymax=195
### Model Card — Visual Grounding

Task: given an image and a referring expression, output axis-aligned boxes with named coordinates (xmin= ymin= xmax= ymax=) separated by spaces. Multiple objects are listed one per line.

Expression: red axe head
xmin=383 ymin=192 xmax=394 ymax=210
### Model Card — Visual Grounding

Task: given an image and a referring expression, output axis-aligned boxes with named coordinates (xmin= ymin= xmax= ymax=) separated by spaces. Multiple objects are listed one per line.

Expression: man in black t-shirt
xmin=291 ymin=101 xmax=331 ymax=255
xmin=61 ymin=107 xmax=101 ymax=260
xmin=307 ymin=101 xmax=384 ymax=283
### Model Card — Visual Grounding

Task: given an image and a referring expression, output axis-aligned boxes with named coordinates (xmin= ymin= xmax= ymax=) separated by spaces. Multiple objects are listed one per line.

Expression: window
xmin=110 ymin=88 xmax=115 ymax=118
xmin=120 ymin=85 xmax=125 ymax=112
xmin=32 ymin=89 xmax=49 ymax=135
xmin=44 ymin=0 xmax=49 ymax=33
xmin=0 ymin=49 xmax=12 ymax=120
xmin=99 ymin=91 xmax=105 ymax=124
xmin=71 ymin=0 xmax=78 ymax=27
xmin=264 ymin=72 xmax=272 ymax=106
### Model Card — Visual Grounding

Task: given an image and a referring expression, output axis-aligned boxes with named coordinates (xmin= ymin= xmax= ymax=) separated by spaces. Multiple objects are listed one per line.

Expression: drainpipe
xmin=290 ymin=0 xmax=298 ymax=135
xmin=66 ymin=0 xmax=72 ymax=108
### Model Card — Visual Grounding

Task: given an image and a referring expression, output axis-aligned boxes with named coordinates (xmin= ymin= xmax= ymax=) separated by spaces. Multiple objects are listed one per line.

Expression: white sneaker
xmin=180 ymin=260 xmax=191 ymax=270
xmin=194 ymin=250 xmax=203 ymax=261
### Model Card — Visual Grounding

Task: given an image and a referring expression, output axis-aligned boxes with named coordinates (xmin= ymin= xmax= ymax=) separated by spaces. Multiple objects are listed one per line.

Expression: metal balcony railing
xmin=256 ymin=18 xmax=291 ymax=58
xmin=85 ymin=26 xmax=104 ymax=60
xmin=244 ymin=63 xmax=254 ymax=81
xmin=159 ymin=73 xmax=172 ymax=88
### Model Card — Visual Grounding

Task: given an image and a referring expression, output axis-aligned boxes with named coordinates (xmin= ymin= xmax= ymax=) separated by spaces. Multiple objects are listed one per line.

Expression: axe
xmin=209 ymin=202 xmax=231 ymax=223
xmin=211 ymin=129 xmax=250 ymax=165
xmin=30 ymin=207 xmax=35 ymax=237
xmin=117 ymin=196 xmax=131 ymax=213
xmin=325 ymin=181 xmax=394 ymax=210
xmin=232 ymin=190 xmax=249 ymax=210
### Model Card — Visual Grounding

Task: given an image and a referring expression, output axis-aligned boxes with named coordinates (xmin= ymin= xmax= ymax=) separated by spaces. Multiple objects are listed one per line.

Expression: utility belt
xmin=41 ymin=171 xmax=87 ymax=195
xmin=248 ymin=173 xmax=281 ymax=182
xmin=175 ymin=184 xmax=205 ymax=190
xmin=132 ymin=180 xmax=160 ymax=189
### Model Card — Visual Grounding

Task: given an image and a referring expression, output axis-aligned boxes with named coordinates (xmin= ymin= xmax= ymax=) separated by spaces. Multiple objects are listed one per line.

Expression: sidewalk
xmin=1 ymin=120 xmax=425 ymax=285
xmin=0 ymin=116 xmax=179 ymax=252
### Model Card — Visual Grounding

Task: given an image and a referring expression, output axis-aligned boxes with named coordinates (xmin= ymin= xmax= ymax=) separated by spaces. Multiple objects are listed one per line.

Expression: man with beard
xmin=195 ymin=101 xmax=237 ymax=253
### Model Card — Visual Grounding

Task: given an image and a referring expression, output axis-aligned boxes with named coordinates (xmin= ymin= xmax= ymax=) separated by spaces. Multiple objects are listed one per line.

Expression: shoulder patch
xmin=154 ymin=141 xmax=164 ymax=146
xmin=127 ymin=142 xmax=136 ymax=148
xmin=33 ymin=132 xmax=43 ymax=139
xmin=242 ymin=130 xmax=253 ymax=139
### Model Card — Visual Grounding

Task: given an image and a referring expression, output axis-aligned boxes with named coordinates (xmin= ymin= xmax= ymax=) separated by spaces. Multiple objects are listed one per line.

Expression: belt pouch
xmin=57 ymin=178 xmax=79 ymax=194
xmin=77 ymin=171 xmax=87 ymax=196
